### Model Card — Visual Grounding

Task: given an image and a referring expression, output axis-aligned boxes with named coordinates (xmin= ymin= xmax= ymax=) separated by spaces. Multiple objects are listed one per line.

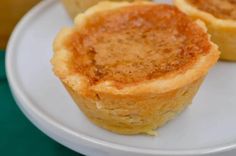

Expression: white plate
xmin=6 ymin=0 xmax=236 ymax=155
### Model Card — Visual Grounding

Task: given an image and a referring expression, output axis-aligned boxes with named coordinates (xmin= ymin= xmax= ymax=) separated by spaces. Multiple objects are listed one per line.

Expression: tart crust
xmin=61 ymin=0 xmax=134 ymax=19
xmin=175 ymin=0 xmax=236 ymax=61
xmin=52 ymin=1 xmax=220 ymax=134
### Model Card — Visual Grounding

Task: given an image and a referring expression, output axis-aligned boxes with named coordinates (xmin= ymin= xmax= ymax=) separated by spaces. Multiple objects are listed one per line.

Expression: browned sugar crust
xmin=66 ymin=4 xmax=211 ymax=86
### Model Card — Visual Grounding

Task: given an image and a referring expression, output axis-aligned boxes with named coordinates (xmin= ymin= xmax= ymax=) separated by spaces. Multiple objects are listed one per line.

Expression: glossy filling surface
xmin=68 ymin=4 xmax=210 ymax=85
xmin=188 ymin=0 xmax=236 ymax=20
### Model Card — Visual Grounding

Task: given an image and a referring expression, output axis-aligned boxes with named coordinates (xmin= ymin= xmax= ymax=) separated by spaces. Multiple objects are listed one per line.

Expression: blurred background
xmin=0 ymin=0 xmax=40 ymax=49
xmin=0 ymin=0 xmax=81 ymax=155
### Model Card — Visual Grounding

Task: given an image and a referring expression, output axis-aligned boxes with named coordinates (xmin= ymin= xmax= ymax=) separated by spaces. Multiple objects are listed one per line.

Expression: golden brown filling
xmin=68 ymin=4 xmax=210 ymax=85
xmin=188 ymin=0 xmax=236 ymax=20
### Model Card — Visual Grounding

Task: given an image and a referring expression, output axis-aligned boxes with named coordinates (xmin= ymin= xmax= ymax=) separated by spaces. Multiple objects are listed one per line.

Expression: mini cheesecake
xmin=175 ymin=0 xmax=236 ymax=61
xmin=52 ymin=1 xmax=220 ymax=135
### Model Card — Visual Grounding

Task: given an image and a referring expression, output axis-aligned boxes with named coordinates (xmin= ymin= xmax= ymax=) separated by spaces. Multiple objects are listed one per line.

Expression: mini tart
xmin=51 ymin=1 xmax=220 ymax=135
xmin=61 ymin=0 xmax=134 ymax=19
xmin=174 ymin=0 xmax=236 ymax=61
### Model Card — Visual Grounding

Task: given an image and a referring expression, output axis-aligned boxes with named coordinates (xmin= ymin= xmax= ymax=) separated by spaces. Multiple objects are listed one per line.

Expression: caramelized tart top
xmin=188 ymin=0 xmax=236 ymax=20
xmin=65 ymin=4 xmax=210 ymax=86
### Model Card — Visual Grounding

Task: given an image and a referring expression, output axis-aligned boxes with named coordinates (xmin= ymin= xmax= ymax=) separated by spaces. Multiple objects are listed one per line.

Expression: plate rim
xmin=5 ymin=0 xmax=236 ymax=155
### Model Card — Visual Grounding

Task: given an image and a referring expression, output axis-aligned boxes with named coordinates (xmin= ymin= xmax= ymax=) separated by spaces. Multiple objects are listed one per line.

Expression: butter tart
xmin=175 ymin=0 xmax=236 ymax=61
xmin=61 ymin=0 xmax=134 ymax=19
xmin=51 ymin=1 xmax=220 ymax=134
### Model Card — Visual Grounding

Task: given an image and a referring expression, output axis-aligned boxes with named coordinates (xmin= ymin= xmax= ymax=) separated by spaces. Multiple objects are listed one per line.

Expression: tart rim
xmin=51 ymin=1 xmax=220 ymax=95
